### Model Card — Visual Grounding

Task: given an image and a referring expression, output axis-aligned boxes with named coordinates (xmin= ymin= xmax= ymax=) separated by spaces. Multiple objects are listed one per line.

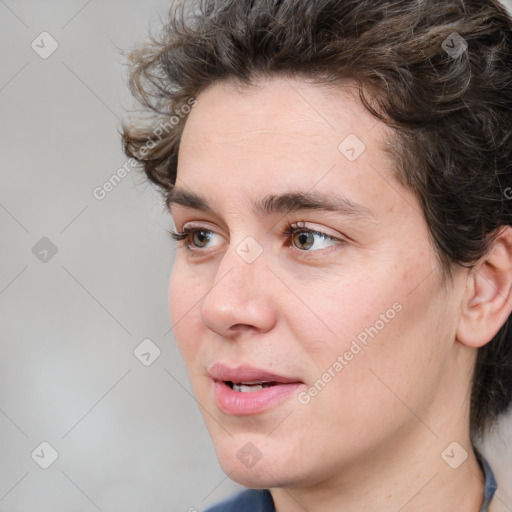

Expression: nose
xmin=200 ymin=241 xmax=277 ymax=339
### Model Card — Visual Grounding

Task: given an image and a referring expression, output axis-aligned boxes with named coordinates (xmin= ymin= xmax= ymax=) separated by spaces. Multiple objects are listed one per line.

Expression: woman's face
xmin=168 ymin=77 xmax=467 ymax=489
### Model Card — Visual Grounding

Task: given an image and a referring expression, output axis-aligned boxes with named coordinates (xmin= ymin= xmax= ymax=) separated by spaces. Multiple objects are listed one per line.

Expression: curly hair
xmin=122 ymin=0 xmax=512 ymax=440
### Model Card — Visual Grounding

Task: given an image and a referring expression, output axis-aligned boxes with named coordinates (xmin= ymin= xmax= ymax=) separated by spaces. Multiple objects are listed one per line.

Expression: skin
xmin=168 ymin=76 xmax=512 ymax=512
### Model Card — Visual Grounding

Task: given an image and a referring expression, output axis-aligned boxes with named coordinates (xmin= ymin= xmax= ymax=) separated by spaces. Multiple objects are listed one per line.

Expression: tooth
xmin=233 ymin=383 xmax=264 ymax=392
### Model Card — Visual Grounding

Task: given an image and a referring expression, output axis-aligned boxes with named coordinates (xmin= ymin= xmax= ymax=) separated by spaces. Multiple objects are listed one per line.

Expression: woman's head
xmin=123 ymin=0 xmax=512 ymax=487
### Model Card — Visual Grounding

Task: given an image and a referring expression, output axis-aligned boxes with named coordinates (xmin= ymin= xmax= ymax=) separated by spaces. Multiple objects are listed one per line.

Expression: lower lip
xmin=213 ymin=380 xmax=303 ymax=416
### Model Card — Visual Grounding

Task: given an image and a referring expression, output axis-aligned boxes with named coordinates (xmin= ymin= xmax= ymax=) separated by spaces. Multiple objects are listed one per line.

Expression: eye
xmin=189 ymin=229 xmax=212 ymax=248
xmin=169 ymin=222 xmax=345 ymax=255
xmin=285 ymin=223 xmax=342 ymax=252
xmin=168 ymin=225 xmax=222 ymax=250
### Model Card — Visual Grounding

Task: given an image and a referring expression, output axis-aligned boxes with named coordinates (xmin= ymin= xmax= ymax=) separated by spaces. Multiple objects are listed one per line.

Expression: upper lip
xmin=208 ymin=363 xmax=302 ymax=384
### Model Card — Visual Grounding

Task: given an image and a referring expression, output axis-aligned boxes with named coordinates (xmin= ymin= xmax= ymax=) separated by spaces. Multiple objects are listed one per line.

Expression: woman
xmin=122 ymin=0 xmax=512 ymax=510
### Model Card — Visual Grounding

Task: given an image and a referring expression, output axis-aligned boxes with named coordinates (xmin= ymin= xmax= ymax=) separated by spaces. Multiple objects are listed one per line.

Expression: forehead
xmin=176 ymin=76 xmax=410 ymax=221
xmin=180 ymin=77 xmax=383 ymax=150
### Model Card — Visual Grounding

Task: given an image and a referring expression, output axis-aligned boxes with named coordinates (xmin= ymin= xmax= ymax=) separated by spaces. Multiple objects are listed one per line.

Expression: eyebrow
xmin=167 ymin=188 xmax=376 ymax=220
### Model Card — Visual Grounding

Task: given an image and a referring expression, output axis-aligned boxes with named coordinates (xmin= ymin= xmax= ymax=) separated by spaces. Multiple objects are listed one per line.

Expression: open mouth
xmin=209 ymin=363 xmax=304 ymax=415
xmin=225 ymin=380 xmax=279 ymax=392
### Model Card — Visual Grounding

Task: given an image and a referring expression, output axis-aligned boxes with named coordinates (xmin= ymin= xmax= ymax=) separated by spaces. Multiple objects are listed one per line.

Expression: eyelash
xmin=167 ymin=222 xmax=345 ymax=257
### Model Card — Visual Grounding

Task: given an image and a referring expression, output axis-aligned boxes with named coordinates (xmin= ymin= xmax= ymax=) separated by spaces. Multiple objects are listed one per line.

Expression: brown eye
xmin=292 ymin=231 xmax=316 ymax=250
xmin=287 ymin=225 xmax=341 ymax=253
xmin=191 ymin=229 xmax=212 ymax=248
xmin=169 ymin=225 xmax=223 ymax=253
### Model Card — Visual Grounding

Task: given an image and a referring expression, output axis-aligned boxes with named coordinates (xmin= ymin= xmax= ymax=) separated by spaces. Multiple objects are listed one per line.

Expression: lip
xmin=209 ymin=363 xmax=304 ymax=416
xmin=209 ymin=363 xmax=301 ymax=384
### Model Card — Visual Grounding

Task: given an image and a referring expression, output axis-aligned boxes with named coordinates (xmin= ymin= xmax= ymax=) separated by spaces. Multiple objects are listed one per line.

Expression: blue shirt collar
xmin=479 ymin=454 xmax=498 ymax=512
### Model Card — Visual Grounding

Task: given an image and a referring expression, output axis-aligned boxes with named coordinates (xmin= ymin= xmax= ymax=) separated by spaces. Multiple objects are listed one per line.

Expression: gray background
xmin=0 ymin=1 xmax=511 ymax=511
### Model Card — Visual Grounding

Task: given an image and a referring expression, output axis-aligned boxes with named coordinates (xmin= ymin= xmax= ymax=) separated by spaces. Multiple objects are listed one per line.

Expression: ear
xmin=457 ymin=226 xmax=512 ymax=348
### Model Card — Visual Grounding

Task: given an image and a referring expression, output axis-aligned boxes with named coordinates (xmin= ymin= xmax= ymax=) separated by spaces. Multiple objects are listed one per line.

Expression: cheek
xmin=308 ymin=270 xmax=447 ymax=420
xmin=168 ymin=264 xmax=205 ymax=360
xmin=291 ymin=252 xmax=445 ymax=398
xmin=288 ymin=268 xmax=403 ymax=358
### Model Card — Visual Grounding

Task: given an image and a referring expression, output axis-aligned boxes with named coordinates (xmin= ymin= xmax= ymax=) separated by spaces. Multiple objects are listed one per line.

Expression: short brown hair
xmin=122 ymin=0 xmax=512 ymax=440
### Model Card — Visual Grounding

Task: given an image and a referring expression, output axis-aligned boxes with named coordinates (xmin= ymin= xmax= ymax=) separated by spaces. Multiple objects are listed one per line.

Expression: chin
xmin=222 ymin=461 xmax=274 ymax=489
xmin=218 ymin=456 xmax=296 ymax=489
xmin=211 ymin=433 xmax=309 ymax=490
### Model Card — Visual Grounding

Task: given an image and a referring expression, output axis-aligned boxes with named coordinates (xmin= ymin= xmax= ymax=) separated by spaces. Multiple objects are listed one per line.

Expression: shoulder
xmin=204 ymin=489 xmax=274 ymax=512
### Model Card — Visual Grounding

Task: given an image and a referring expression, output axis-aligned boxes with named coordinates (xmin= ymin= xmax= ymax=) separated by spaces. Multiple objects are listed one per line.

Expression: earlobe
xmin=457 ymin=226 xmax=512 ymax=348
